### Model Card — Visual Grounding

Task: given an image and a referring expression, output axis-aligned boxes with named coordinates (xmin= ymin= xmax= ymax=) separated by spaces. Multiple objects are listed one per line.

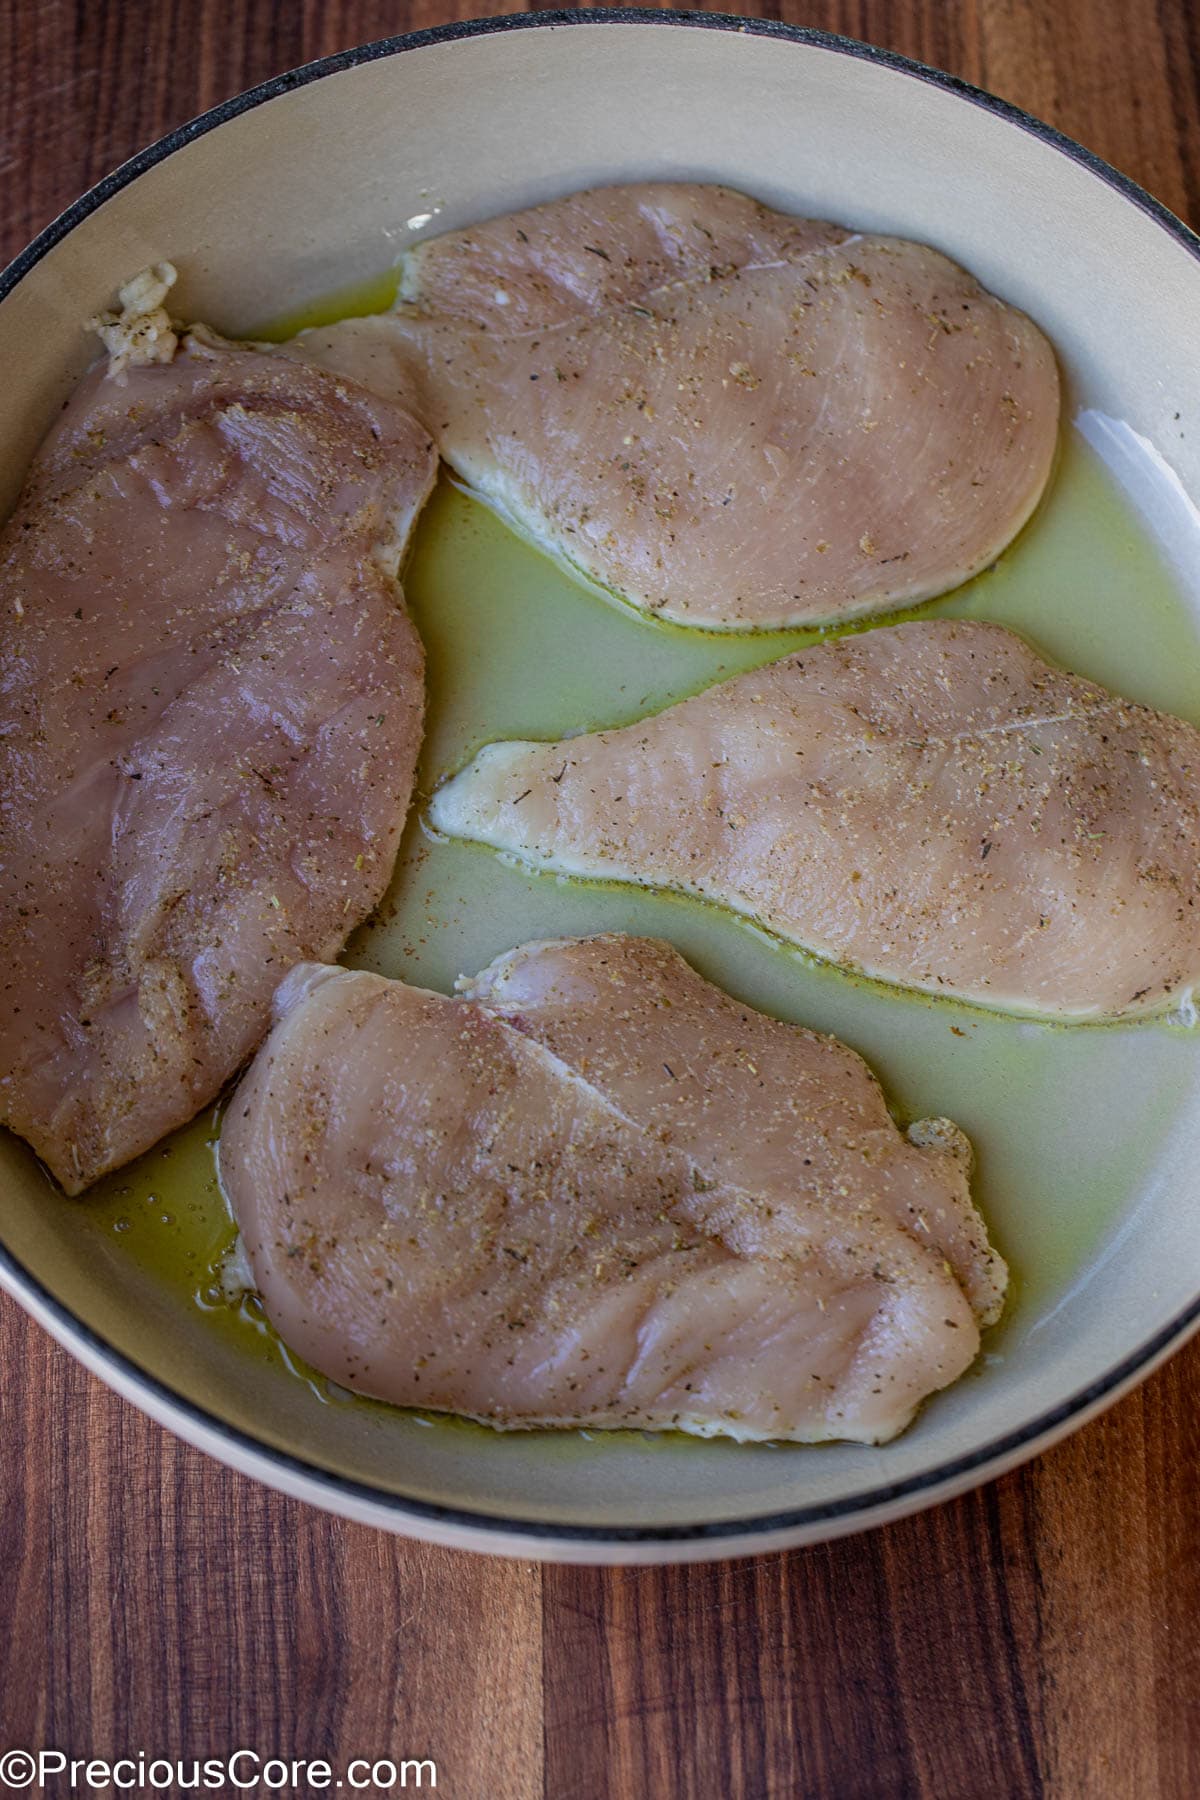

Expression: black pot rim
xmin=3 ymin=8 xmax=1199 ymax=1551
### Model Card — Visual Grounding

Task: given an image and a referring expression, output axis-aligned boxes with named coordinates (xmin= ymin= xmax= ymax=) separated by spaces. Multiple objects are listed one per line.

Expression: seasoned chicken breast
xmin=0 ymin=325 xmax=436 ymax=1192
xmin=290 ymin=182 xmax=1059 ymax=630
xmin=220 ymin=938 xmax=1005 ymax=1443
xmin=430 ymin=621 xmax=1200 ymax=1021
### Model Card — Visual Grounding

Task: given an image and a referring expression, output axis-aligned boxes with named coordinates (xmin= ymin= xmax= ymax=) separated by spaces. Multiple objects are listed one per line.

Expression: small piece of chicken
xmin=219 ymin=937 xmax=1005 ymax=1445
xmin=0 ymin=313 xmax=436 ymax=1193
xmin=430 ymin=620 xmax=1200 ymax=1021
xmin=290 ymin=182 xmax=1059 ymax=630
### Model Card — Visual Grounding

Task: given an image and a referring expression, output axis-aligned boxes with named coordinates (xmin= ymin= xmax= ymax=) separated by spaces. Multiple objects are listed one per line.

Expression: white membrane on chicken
xmin=430 ymin=620 xmax=1200 ymax=1021
xmin=219 ymin=937 xmax=1005 ymax=1444
xmin=290 ymin=182 xmax=1059 ymax=630
xmin=0 ymin=315 xmax=436 ymax=1192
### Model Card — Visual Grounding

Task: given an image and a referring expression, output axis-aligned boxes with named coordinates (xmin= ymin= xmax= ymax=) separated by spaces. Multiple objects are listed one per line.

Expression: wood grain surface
xmin=2 ymin=4 xmax=1200 ymax=1796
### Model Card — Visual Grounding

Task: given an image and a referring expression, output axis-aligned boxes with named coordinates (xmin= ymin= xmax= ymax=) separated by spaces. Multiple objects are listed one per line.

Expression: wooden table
xmin=3 ymin=4 xmax=1199 ymax=1794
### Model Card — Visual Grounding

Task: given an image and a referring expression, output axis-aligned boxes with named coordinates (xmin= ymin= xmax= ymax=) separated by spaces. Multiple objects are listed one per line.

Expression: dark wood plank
xmin=542 ymin=1363 xmax=1200 ymax=1800
xmin=0 ymin=1297 xmax=542 ymax=1794
xmin=3 ymin=2 xmax=1200 ymax=1796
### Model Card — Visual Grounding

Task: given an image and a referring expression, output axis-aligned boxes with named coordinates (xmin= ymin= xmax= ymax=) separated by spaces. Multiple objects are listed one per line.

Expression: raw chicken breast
xmin=430 ymin=620 xmax=1200 ymax=1021
xmin=0 ymin=326 xmax=436 ymax=1193
xmin=220 ymin=937 xmax=1005 ymax=1443
xmin=290 ymin=182 xmax=1059 ymax=629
